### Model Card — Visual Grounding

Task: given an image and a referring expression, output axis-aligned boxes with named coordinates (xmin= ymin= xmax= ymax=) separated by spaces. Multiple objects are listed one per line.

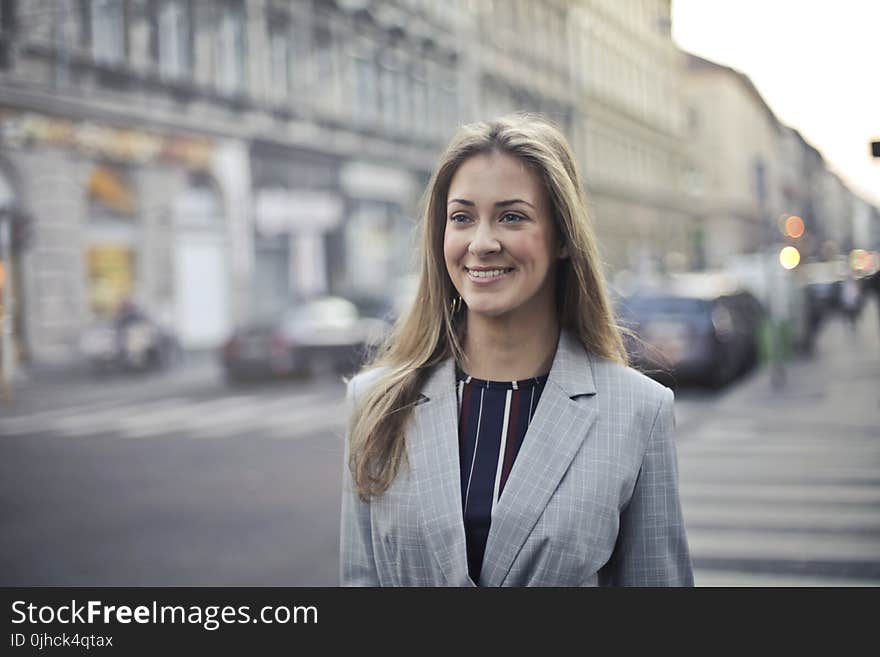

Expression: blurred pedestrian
xmin=867 ymin=269 xmax=880 ymax=338
xmin=340 ymin=114 xmax=693 ymax=587
xmin=840 ymin=273 xmax=860 ymax=331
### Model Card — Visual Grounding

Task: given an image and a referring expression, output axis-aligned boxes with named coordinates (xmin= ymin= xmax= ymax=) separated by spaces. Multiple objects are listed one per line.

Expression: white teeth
xmin=468 ymin=268 xmax=511 ymax=278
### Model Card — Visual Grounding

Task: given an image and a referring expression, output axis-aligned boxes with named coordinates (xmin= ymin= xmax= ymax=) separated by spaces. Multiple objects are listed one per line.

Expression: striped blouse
xmin=455 ymin=365 xmax=549 ymax=585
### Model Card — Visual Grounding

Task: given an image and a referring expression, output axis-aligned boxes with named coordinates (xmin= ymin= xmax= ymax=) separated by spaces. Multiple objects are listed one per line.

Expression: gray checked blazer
xmin=340 ymin=328 xmax=694 ymax=587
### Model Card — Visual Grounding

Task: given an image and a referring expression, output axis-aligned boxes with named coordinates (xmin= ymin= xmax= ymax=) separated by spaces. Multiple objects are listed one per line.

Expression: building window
xmin=215 ymin=0 xmax=245 ymax=95
xmin=352 ymin=50 xmax=377 ymax=126
xmin=440 ymin=69 xmax=458 ymax=131
xmin=156 ymin=0 xmax=191 ymax=80
xmin=312 ymin=22 xmax=341 ymax=116
xmin=410 ymin=63 xmax=427 ymax=138
xmin=379 ymin=57 xmax=401 ymax=132
xmin=91 ymin=0 xmax=125 ymax=66
xmin=268 ymin=14 xmax=292 ymax=103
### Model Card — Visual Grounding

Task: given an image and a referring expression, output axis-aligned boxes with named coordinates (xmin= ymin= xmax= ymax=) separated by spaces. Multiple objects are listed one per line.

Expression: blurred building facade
xmin=683 ymin=52 xmax=879 ymax=271
xmin=682 ymin=54 xmax=785 ymax=267
xmin=0 ymin=0 xmax=877 ymax=370
xmin=0 ymin=0 xmax=466 ymax=366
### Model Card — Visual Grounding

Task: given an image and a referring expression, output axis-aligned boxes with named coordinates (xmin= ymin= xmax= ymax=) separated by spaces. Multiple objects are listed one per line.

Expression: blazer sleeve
xmin=339 ymin=376 xmax=381 ymax=587
xmin=599 ymin=387 xmax=694 ymax=587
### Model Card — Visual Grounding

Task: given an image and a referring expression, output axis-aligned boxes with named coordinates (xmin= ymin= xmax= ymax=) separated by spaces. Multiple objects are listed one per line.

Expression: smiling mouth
xmin=465 ymin=267 xmax=515 ymax=280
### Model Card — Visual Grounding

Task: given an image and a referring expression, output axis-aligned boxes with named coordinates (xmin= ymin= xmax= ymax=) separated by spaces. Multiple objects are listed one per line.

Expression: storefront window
xmin=86 ymin=245 xmax=134 ymax=316
xmin=86 ymin=165 xmax=137 ymax=317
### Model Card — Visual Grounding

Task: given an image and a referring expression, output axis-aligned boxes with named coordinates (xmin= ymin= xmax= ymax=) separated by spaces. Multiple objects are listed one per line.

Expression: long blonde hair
xmin=347 ymin=113 xmax=628 ymax=501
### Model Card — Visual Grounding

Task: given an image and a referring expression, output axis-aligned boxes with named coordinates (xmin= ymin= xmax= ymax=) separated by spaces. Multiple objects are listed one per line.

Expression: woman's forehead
xmin=447 ymin=152 xmax=545 ymax=205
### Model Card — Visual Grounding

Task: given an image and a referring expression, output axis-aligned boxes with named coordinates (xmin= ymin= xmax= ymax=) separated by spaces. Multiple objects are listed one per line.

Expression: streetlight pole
xmin=755 ymin=159 xmax=787 ymax=388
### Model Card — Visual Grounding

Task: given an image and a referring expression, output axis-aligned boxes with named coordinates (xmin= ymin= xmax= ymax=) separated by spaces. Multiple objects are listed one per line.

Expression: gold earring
xmin=451 ymin=295 xmax=463 ymax=314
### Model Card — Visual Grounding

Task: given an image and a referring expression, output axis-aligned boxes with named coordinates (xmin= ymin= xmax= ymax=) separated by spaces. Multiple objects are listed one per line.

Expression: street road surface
xmin=1 ymin=317 xmax=878 ymax=586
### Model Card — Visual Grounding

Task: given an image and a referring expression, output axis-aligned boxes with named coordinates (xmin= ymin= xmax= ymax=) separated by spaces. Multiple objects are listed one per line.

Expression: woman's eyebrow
xmin=447 ymin=198 xmax=535 ymax=209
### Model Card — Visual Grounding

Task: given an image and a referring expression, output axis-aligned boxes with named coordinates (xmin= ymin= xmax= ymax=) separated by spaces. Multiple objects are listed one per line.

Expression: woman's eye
xmin=500 ymin=213 xmax=524 ymax=223
xmin=450 ymin=214 xmax=470 ymax=223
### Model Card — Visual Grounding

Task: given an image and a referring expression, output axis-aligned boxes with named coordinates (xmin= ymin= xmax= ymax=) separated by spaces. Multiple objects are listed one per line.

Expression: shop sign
xmin=340 ymin=162 xmax=415 ymax=202
xmin=255 ymin=188 xmax=343 ymax=236
xmin=0 ymin=110 xmax=213 ymax=169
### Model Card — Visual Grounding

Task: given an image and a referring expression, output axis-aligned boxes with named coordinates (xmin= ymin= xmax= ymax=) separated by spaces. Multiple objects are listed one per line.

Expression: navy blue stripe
xmin=455 ymin=368 xmax=547 ymax=584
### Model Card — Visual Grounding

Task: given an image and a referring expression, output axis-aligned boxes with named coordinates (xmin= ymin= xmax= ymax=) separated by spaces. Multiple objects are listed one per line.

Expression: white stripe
xmin=457 ymin=379 xmax=464 ymax=421
xmin=491 ymin=389 xmax=513 ymax=511
xmin=463 ymin=387 xmax=484 ymax=514
xmin=528 ymin=386 xmax=535 ymax=423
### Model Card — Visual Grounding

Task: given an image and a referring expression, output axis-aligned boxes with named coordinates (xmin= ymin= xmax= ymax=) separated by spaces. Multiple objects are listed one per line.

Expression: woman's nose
xmin=468 ymin=221 xmax=501 ymax=256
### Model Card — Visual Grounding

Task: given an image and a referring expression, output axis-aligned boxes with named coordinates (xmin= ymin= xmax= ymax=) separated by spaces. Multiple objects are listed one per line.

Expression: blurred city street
xmin=678 ymin=297 xmax=880 ymax=585
xmin=1 ymin=362 xmax=349 ymax=586
xmin=1 ymin=300 xmax=878 ymax=586
xmin=1 ymin=0 xmax=879 ymax=589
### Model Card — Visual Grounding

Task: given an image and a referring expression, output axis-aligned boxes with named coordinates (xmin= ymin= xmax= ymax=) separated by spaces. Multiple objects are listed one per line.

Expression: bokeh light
xmin=784 ymin=215 xmax=805 ymax=239
xmin=779 ymin=246 xmax=800 ymax=270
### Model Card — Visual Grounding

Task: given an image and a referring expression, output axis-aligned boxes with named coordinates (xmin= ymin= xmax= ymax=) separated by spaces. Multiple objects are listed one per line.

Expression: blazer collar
xmin=418 ymin=328 xmax=597 ymax=403
xmin=409 ymin=327 xmax=599 ymax=586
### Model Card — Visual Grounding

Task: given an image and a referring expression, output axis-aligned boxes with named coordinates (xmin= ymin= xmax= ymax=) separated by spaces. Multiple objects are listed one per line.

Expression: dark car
xmin=618 ymin=288 xmax=763 ymax=388
xmin=220 ymin=296 xmax=390 ymax=383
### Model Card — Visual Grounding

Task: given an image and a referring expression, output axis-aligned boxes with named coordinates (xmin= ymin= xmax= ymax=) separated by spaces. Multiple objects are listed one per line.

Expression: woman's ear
xmin=557 ymin=241 xmax=569 ymax=259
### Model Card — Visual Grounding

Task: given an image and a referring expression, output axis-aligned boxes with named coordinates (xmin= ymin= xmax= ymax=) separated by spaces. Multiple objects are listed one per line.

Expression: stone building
xmin=0 ymin=0 xmax=468 ymax=366
xmin=4 ymin=0 xmax=871 ymax=371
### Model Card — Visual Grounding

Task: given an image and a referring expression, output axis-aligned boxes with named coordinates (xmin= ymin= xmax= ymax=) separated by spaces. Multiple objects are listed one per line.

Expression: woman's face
xmin=443 ymin=151 xmax=567 ymax=323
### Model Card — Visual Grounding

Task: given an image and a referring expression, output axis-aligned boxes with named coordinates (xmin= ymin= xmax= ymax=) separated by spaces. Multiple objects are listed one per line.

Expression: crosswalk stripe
xmin=687 ymin=528 xmax=880 ymax=562
xmin=0 ymin=389 xmax=346 ymax=440
xmin=693 ymin=569 xmax=879 ymax=587
xmin=680 ymin=482 xmax=880 ymax=504
xmin=683 ymin=502 xmax=880 ymax=531
xmin=678 ymin=408 xmax=880 ymax=584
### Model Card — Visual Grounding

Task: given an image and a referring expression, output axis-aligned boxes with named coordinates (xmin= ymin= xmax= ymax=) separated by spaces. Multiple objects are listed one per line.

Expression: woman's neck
xmin=461 ymin=312 xmax=560 ymax=382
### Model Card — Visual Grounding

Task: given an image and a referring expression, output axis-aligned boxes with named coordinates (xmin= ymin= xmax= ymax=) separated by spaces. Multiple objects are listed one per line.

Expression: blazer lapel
xmin=407 ymin=357 xmax=474 ymax=586
xmin=479 ymin=329 xmax=598 ymax=587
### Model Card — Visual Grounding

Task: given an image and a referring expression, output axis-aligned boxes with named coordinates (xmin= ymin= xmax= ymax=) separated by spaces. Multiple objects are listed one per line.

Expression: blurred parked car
xmin=79 ymin=303 xmax=181 ymax=374
xmin=220 ymin=295 xmax=391 ymax=384
xmin=617 ymin=286 xmax=764 ymax=388
xmin=800 ymin=261 xmax=843 ymax=322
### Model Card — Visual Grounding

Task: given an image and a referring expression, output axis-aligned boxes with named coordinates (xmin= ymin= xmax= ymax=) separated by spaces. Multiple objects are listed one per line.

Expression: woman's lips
xmin=465 ymin=267 xmax=515 ymax=284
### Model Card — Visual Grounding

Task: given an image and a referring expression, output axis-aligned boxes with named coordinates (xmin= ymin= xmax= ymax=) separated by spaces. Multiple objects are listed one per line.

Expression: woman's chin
xmin=465 ymin=303 xmax=512 ymax=320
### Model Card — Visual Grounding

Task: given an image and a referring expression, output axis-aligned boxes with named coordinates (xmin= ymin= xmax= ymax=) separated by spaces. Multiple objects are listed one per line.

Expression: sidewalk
xmin=1 ymin=349 xmax=223 ymax=413
xmin=714 ymin=295 xmax=880 ymax=428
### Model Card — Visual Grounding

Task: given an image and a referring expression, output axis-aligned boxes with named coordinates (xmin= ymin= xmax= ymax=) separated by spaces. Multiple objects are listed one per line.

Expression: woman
xmin=340 ymin=114 xmax=693 ymax=587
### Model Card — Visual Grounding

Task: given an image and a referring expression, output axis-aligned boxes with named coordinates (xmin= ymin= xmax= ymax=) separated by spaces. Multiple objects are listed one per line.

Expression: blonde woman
xmin=340 ymin=114 xmax=693 ymax=587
